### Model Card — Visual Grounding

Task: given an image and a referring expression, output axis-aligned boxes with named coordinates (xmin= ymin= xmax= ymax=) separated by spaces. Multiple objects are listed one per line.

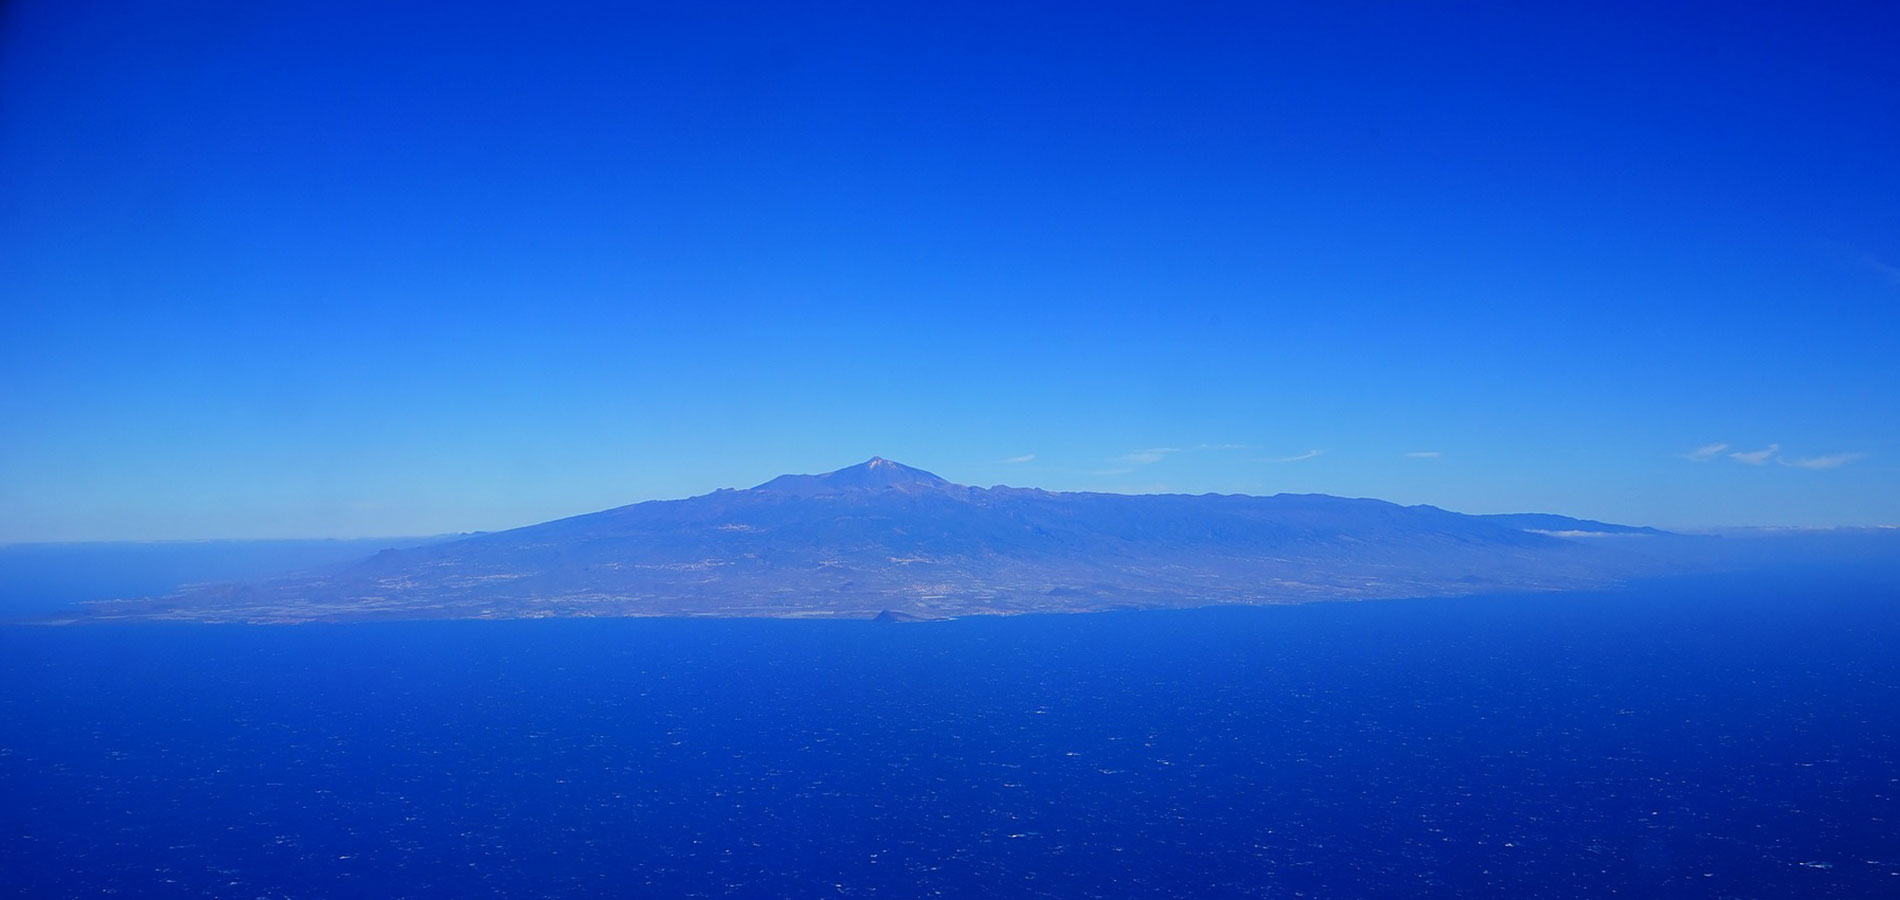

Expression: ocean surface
xmin=3 ymin=570 xmax=1898 ymax=898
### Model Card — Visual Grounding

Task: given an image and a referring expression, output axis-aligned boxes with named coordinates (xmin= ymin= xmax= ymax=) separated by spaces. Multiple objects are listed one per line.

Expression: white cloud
xmin=1685 ymin=442 xmax=1864 ymax=470
xmin=1682 ymin=443 xmax=1729 ymax=462
xmin=1119 ymin=447 xmax=1181 ymax=465
xmin=1269 ymin=449 xmax=1323 ymax=463
xmin=1000 ymin=454 xmax=1036 ymax=464
xmin=1781 ymin=452 xmax=1868 ymax=470
xmin=1729 ymin=444 xmax=1780 ymax=465
xmin=1865 ymin=254 xmax=1900 ymax=287
xmin=1404 ymin=451 xmax=1442 ymax=459
xmin=1114 ymin=444 xmax=1254 ymax=466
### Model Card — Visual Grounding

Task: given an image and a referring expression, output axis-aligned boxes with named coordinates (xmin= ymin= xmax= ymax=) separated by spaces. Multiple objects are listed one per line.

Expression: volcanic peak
xmin=751 ymin=457 xmax=952 ymax=496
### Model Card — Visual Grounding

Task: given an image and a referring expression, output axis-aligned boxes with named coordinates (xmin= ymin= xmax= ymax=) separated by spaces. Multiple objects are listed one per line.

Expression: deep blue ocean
xmin=4 ymin=571 xmax=1898 ymax=898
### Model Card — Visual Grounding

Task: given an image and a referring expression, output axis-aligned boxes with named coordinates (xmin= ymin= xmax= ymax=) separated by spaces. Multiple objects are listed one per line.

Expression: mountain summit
xmin=752 ymin=457 xmax=952 ymax=496
xmin=85 ymin=459 xmax=1682 ymax=624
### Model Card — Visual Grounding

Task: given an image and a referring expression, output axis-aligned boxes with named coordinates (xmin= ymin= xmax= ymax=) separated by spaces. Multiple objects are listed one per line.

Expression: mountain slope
xmin=85 ymin=459 xmax=1676 ymax=623
xmin=1476 ymin=513 xmax=1667 ymax=536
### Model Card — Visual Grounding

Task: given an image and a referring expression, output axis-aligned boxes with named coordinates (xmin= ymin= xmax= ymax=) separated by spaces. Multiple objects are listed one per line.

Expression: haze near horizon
xmin=3 ymin=2 xmax=1896 ymax=541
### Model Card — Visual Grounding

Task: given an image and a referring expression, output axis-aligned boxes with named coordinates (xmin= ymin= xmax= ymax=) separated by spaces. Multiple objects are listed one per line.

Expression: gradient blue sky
xmin=4 ymin=1 xmax=1897 ymax=541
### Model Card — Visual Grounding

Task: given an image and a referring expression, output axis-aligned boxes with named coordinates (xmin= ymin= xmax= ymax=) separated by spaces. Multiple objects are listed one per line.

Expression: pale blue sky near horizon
xmin=3 ymin=1 xmax=1897 ymax=541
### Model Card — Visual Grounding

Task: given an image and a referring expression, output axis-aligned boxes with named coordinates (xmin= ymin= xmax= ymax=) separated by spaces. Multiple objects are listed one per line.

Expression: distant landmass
xmin=76 ymin=458 xmax=1690 ymax=624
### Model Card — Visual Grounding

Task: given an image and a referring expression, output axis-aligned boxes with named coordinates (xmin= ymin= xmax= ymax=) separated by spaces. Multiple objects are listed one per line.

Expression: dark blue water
xmin=4 ymin=573 xmax=1898 ymax=898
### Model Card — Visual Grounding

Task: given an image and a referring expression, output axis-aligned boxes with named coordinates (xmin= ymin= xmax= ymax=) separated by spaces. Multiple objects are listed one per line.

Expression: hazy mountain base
xmin=65 ymin=459 xmax=1742 ymax=625
xmin=0 ymin=537 xmax=462 ymax=618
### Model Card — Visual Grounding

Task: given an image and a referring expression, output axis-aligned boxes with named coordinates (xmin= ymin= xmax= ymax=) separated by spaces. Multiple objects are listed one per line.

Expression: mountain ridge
xmin=79 ymin=458 xmax=1681 ymax=624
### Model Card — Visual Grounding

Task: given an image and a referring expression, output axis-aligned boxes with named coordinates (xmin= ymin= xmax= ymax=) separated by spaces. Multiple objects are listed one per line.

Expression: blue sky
xmin=3 ymin=1 xmax=1897 ymax=540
